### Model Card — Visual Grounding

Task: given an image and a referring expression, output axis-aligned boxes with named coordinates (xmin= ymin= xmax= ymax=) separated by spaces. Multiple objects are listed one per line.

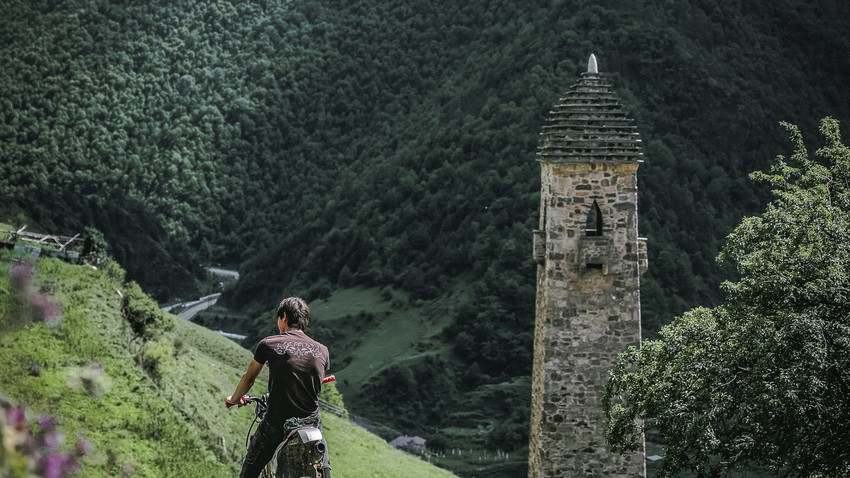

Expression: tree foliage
xmin=605 ymin=118 xmax=850 ymax=476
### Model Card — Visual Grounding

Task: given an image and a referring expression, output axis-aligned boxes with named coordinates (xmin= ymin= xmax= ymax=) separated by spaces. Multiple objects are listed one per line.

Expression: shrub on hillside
xmin=141 ymin=340 xmax=173 ymax=378
xmin=100 ymin=258 xmax=126 ymax=284
xmin=80 ymin=227 xmax=108 ymax=267
xmin=121 ymin=281 xmax=174 ymax=340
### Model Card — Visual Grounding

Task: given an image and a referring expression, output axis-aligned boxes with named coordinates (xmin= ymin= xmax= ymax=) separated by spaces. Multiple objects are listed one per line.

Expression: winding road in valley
xmin=163 ymin=293 xmax=222 ymax=320
xmin=161 ymin=267 xmax=245 ymax=339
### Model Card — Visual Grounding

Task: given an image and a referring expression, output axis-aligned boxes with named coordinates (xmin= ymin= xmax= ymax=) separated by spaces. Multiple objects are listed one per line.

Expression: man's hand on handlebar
xmin=225 ymin=395 xmax=246 ymax=409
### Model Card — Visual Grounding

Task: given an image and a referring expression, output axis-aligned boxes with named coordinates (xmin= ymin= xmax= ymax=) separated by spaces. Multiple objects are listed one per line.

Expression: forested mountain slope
xmin=2 ymin=0 xmax=849 ymax=476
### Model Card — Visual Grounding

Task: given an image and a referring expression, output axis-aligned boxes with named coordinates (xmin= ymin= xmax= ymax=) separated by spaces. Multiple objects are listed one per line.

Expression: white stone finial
xmin=587 ymin=53 xmax=598 ymax=74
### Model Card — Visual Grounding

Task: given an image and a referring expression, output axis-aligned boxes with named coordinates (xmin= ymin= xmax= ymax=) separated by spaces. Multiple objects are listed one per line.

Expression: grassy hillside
xmin=0 ymin=249 xmax=458 ymax=478
xmin=308 ymin=287 xmax=456 ymax=397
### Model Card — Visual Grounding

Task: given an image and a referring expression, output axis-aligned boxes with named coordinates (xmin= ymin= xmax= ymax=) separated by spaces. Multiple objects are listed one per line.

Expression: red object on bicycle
xmin=225 ymin=395 xmax=248 ymax=409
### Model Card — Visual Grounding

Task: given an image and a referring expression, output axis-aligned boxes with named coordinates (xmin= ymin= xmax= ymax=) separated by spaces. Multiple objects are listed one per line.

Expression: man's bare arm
xmin=225 ymin=359 xmax=264 ymax=407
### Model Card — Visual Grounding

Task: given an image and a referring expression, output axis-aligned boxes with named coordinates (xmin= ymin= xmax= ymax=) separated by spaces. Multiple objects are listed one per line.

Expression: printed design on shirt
xmin=272 ymin=341 xmax=324 ymax=359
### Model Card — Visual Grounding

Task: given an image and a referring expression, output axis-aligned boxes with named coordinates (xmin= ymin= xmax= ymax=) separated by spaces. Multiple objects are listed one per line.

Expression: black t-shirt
xmin=253 ymin=330 xmax=330 ymax=423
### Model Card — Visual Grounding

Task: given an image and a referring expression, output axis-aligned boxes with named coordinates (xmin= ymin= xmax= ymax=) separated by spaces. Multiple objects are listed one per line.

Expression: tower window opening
xmin=585 ymin=200 xmax=603 ymax=236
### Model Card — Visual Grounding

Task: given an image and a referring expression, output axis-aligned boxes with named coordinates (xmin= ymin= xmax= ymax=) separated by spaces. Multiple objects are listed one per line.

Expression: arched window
xmin=585 ymin=200 xmax=603 ymax=236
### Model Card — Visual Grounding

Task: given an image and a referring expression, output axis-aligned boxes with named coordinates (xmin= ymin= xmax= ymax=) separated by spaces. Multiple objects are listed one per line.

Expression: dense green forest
xmin=2 ymin=0 xmax=849 ymax=475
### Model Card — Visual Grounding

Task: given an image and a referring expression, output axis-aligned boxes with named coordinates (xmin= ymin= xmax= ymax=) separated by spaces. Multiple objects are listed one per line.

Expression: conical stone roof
xmin=538 ymin=54 xmax=642 ymax=163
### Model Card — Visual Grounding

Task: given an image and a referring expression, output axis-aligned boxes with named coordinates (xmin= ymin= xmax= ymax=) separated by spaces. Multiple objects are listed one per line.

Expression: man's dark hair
xmin=277 ymin=297 xmax=310 ymax=330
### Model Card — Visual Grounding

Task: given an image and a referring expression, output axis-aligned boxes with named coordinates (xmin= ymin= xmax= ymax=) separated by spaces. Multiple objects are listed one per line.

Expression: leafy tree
xmin=605 ymin=118 xmax=850 ymax=476
xmin=81 ymin=226 xmax=107 ymax=265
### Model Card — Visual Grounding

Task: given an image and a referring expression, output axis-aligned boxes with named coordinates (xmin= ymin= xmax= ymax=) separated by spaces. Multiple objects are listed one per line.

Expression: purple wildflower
xmin=41 ymin=453 xmax=73 ymax=478
xmin=42 ymin=430 xmax=63 ymax=450
xmin=75 ymin=436 xmax=93 ymax=455
xmin=11 ymin=261 xmax=33 ymax=290
xmin=62 ymin=456 xmax=81 ymax=475
xmin=7 ymin=405 xmax=28 ymax=432
xmin=38 ymin=414 xmax=56 ymax=431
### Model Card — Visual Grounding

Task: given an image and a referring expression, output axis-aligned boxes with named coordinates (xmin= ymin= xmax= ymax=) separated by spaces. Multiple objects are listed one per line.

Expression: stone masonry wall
xmin=529 ymin=160 xmax=645 ymax=477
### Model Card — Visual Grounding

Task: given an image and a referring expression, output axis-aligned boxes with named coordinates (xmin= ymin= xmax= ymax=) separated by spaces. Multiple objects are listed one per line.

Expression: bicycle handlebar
xmin=228 ymin=375 xmax=336 ymax=409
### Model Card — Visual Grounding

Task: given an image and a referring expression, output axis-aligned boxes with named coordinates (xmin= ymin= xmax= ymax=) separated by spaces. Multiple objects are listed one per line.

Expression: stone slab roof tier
xmin=538 ymin=54 xmax=643 ymax=163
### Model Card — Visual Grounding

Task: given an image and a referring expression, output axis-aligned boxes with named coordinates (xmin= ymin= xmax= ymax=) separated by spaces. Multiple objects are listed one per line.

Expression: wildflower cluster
xmin=6 ymin=259 xmax=61 ymax=329
xmin=1 ymin=396 xmax=91 ymax=477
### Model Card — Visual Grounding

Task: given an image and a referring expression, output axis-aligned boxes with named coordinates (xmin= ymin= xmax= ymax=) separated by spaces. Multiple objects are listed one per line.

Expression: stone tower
xmin=528 ymin=54 xmax=647 ymax=477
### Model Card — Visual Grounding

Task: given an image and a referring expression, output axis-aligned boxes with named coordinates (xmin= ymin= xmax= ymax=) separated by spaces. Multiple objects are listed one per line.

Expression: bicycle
xmin=235 ymin=375 xmax=335 ymax=478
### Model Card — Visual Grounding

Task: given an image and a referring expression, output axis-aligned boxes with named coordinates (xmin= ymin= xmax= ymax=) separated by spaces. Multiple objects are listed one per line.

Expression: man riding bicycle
xmin=226 ymin=297 xmax=332 ymax=478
